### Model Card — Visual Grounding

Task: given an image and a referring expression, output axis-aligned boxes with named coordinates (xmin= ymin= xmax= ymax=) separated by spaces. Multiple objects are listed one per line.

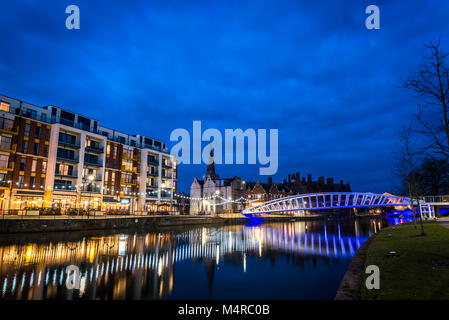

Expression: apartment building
xmin=0 ymin=94 xmax=177 ymax=214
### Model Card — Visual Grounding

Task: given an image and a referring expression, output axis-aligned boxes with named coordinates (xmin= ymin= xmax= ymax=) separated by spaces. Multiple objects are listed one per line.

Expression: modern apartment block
xmin=0 ymin=94 xmax=177 ymax=214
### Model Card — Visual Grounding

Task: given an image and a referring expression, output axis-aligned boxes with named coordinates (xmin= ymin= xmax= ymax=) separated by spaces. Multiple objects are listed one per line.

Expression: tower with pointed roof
xmin=206 ymin=147 xmax=218 ymax=180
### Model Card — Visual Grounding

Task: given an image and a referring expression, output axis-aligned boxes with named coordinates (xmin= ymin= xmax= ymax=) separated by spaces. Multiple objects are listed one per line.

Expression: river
xmin=0 ymin=216 xmax=407 ymax=300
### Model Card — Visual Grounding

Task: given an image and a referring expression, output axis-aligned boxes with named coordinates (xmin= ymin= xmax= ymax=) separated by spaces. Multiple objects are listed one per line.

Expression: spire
xmin=206 ymin=146 xmax=218 ymax=179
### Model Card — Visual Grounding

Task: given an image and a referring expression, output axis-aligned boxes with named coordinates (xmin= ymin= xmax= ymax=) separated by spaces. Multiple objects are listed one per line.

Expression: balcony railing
xmin=54 ymin=185 xmax=77 ymax=191
xmin=0 ymin=161 xmax=13 ymax=170
xmin=148 ymin=171 xmax=159 ymax=177
xmin=84 ymin=158 xmax=103 ymax=167
xmin=147 ymin=158 xmax=159 ymax=165
xmin=0 ymin=180 xmax=11 ymax=188
xmin=55 ymin=171 xmax=78 ymax=178
xmin=121 ymin=165 xmax=136 ymax=173
xmin=56 ymin=154 xmax=79 ymax=162
xmin=85 ymin=145 xmax=104 ymax=153
xmin=162 ymin=162 xmax=172 ymax=168
xmin=0 ymin=119 xmax=16 ymax=134
xmin=58 ymin=139 xmax=80 ymax=149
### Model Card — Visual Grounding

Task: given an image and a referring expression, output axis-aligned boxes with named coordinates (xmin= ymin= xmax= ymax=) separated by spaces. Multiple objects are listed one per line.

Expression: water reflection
xmin=0 ymin=217 xmax=390 ymax=300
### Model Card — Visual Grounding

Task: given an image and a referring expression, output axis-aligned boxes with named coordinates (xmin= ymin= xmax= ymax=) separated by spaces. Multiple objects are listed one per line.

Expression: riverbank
xmin=0 ymin=214 xmax=325 ymax=234
xmin=337 ymin=219 xmax=449 ymax=300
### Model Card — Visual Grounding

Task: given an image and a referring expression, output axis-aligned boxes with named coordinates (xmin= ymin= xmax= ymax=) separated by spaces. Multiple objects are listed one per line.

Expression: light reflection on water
xmin=0 ymin=217 xmax=395 ymax=300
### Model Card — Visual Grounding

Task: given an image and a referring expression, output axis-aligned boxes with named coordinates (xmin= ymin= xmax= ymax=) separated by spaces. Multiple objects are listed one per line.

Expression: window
xmin=31 ymin=160 xmax=37 ymax=172
xmin=30 ymin=177 xmax=35 ymax=188
xmin=35 ymin=127 xmax=41 ymax=139
xmin=111 ymin=172 xmax=115 ymax=182
xmin=122 ymin=160 xmax=133 ymax=172
xmin=22 ymin=141 xmax=28 ymax=153
xmin=25 ymin=109 xmax=37 ymax=119
xmin=106 ymin=144 xmax=111 ymax=155
xmin=0 ymin=101 xmax=10 ymax=112
xmin=43 ymin=145 xmax=48 ymax=157
xmin=0 ymin=135 xmax=11 ymax=150
xmin=33 ymin=143 xmax=39 ymax=155
xmin=24 ymin=124 xmax=30 ymax=137
xmin=19 ymin=158 xmax=26 ymax=171
xmin=123 ymin=149 xmax=133 ymax=159
xmin=42 ymin=161 xmax=47 ymax=174
xmin=17 ymin=176 xmax=24 ymax=188
xmin=104 ymin=171 xmax=109 ymax=182
xmin=0 ymin=154 xmax=9 ymax=168
xmin=122 ymin=173 xmax=132 ymax=183
xmin=56 ymin=164 xmax=73 ymax=176
xmin=0 ymin=117 xmax=14 ymax=131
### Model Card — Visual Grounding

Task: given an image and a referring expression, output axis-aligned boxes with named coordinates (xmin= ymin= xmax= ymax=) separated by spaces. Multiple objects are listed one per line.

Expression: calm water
xmin=0 ymin=217 xmax=401 ymax=300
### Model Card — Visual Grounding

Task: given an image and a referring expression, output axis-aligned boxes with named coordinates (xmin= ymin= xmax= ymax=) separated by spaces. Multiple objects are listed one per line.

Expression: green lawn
xmin=361 ymin=220 xmax=449 ymax=300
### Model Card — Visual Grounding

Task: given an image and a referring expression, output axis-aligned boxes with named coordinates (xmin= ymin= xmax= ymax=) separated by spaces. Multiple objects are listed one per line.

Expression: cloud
xmin=0 ymin=0 xmax=448 ymax=193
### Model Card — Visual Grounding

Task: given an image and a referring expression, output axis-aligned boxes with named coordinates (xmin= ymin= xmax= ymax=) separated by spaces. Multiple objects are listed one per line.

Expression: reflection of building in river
xmin=0 ymin=220 xmax=383 ymax=300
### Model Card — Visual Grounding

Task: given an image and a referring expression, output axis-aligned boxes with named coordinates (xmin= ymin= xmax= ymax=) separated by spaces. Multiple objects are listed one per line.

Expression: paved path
xmin=437 ymin=217 xmax=449 ymax=229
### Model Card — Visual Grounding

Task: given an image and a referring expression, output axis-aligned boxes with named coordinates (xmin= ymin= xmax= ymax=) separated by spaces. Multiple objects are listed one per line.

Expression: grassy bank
xmin=361 ymin=220 xmax=449 ymax=300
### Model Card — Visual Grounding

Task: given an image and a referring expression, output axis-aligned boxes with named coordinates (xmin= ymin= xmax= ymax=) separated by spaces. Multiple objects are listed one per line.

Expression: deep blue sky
xmin=1 ymin=0 xmax=448 ymax=193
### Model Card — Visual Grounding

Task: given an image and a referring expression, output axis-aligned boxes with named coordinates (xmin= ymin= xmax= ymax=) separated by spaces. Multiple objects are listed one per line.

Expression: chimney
xmin=283 ymin=179 xmax=287 ymax=185
xmin=288 ymin=174 xmax=291 ymax=184
xmin=268 ymin=177 xmax=273 ymax=185
xmin=319 ymin=176 xmax=324 ymax=185
xmin=307 ymin=174 xmax=312 ymax=184
xmin=327 ymin=178 xmax=334 ymax=185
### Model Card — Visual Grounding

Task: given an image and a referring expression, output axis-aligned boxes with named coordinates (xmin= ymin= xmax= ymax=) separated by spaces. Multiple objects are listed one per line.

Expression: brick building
xmin=0 ymin=94 xmax=177 ymax=214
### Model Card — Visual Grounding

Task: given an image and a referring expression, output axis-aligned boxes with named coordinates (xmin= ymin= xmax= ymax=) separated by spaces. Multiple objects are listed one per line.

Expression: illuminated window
xmin=0 ymin=101 xmax=10 ymax=112
xmin=31 ymin=159 xmax=37 ymax=172
xmin=42 ymin=161 xmax=47 ymax=174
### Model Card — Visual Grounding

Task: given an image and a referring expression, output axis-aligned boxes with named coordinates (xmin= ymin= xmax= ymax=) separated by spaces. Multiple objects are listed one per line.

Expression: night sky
xmin=1 ymin=0 xmax=448 ymax=193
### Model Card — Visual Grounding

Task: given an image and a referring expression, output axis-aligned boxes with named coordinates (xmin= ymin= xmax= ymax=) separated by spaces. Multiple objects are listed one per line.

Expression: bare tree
xmin=396 ymin=127 xmax=425 ymax=235
xmin=402 ymin=40 xmax=449 ymax=157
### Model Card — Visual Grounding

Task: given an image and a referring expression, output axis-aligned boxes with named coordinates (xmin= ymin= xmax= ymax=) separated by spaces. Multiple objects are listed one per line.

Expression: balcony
xmin=84 ymin=158 xmax=103 ymax=167
xmin=148 ymin=171 xmax=159 ymax=177
xmin=58 ymin=139 xmax=80 ymax=149
xmin=147 ymin=158 xmax=159 ymax=166
xmin=56 ymin=154 xmax=79 ymax=163
xmin=85 ymin=145 xmax=104 ymax=154
xmin=0 ymin=143 xmax=16 ymax=153
xmin=54 ymin=185 xmax=77 ymax=192
xmin=122 ymin=153 xmax=138 ymax=161
xmin=0 ymin=161 xmax=14 ymax=171
xmin=0 ymin=180 xmax=11 ymax=188
xmin=121 ymin=178 xmax=137 ymax=186
xmin=162 ymin=162 xmax=172 ymax=168
xmin=121 ymin=165 xmax=137 ymax=173
xmin=81 ymin=185 xmax=101 ymax=193
xmin=0 ymin=119 xmax=18 ymax=135
xmin=55 ymin=171 xmax=78 ymax=179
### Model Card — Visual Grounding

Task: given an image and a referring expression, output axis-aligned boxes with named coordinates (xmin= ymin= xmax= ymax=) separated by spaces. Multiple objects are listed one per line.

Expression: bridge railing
xmin=421 ymin=196 xmax=449 ymax=204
